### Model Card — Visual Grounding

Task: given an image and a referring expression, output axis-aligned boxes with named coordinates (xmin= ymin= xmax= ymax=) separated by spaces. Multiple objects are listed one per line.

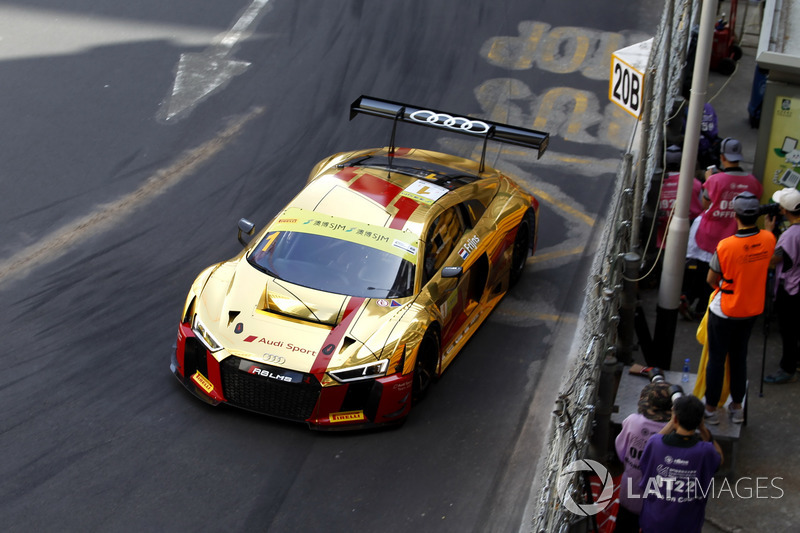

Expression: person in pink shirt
xmin=695 ymin=137 xmax=763 ymax=254
xmin=614 ymin=382 xmax=671 ymax=532
xmin=656 ymin=145 xmax=703 ymax=249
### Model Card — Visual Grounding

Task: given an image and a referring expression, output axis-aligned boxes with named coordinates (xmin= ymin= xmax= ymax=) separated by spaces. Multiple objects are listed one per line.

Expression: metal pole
xmin=633 ymin=69 xmax=655 ymax=252
xmin=619 ymin=252 xmax=641 ymax=365
xmin=653 ymin=0 xmax=719 ymax=370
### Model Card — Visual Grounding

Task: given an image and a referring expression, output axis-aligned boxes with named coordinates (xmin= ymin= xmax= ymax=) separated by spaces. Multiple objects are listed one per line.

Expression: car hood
xmin=194 ymin=259 xmax=412 ymax=373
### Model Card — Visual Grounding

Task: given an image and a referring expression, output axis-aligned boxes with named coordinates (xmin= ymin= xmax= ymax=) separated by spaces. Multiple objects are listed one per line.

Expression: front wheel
xmin=509 ymin=218 xmax=530 ymax=287
xmin=412 ymin=329 xmax=439 ymax=402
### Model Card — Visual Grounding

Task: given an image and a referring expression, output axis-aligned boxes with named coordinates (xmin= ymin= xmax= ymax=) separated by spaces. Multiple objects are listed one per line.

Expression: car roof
xmin=286 ymin=147 xmax=499 ymax=236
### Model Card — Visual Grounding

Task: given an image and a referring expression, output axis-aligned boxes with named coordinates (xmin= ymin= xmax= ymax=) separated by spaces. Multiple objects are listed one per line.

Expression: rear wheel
xmin=413 ymin=329 xmax=438 ymax=402
xmin=509 ymin=218 xmax=530 ymax=287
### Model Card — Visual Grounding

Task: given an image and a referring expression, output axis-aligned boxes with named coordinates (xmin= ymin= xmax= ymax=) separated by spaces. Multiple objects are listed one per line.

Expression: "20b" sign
xmin=610 ymin=55 xmax=644 ymax=118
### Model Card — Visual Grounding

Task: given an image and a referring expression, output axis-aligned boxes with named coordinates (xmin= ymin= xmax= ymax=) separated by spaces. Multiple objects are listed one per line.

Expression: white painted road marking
xmin=0 ymin=107 xmax=265 ymax=287
xmin=0 ymin=5 xmax=219 ymax=61
xmin=158 ymin=0 xmax=272 ymax=122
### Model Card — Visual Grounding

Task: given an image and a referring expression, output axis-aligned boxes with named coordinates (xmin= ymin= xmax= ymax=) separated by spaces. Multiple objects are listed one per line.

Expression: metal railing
xmin=530 ymin=1 xmax=695 ymax=531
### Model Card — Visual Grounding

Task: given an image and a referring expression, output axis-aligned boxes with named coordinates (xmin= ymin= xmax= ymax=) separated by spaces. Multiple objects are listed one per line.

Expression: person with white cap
xmin=763 ymin=187 xmax=800 ymax=384
xmin=703 ymin=192 xmax=776 ymax=424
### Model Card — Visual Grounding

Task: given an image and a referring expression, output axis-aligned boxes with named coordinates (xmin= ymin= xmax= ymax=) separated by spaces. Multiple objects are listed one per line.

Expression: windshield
xmin=248 ymin=231 xmax=416 ymax=298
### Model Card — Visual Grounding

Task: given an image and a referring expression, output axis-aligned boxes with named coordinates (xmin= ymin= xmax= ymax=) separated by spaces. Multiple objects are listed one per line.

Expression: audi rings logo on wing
xmin=557 ymin=459 xmax=615 ymax=516
xmin=261 ymin=353 xmax=286 ymax=365
xmin=408 ymin=110 xmax=491 ymax=134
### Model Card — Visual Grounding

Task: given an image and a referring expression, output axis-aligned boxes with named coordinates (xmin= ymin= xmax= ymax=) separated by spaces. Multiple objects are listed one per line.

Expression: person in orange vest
xmin=703 ymin=192 xmax=776 ymax=424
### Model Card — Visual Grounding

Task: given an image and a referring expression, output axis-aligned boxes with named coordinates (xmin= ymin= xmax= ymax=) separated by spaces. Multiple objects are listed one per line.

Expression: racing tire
xmin=412 ymin=329 xmax=439 ymax=402
xmin=509 ymin=218 xmax=530 ymax=287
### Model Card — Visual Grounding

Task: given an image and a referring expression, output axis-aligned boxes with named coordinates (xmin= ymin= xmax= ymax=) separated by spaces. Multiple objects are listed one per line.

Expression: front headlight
xmin=192 ymin=316 xmax=223 ymax=353
xmin=329 ymin=360 xmax=389 ymax=383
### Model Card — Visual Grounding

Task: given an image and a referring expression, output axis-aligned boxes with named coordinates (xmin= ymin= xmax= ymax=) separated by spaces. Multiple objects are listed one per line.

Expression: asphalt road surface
xmin=0 ymin=1 xmax=661 ymax=531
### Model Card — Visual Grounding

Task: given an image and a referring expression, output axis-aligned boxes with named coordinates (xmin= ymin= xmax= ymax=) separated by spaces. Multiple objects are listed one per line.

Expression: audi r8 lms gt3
xmin=170 ymin=96 xmax=549 ymax=429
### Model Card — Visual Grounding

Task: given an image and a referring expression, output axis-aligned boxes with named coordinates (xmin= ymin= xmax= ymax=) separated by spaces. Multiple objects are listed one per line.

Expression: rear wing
xmin=349 ymin=95 xmax=549 ymax=172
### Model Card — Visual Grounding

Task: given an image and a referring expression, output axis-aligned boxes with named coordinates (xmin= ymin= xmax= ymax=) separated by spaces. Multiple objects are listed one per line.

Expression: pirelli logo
xmin=191 ymin=371 xmax=215 ymax=395
xmin=330 ymin=410 xmax=366 ymax=424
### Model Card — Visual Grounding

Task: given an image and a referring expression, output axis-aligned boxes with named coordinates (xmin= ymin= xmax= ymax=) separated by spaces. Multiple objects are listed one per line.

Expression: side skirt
xmin=438 ymin=292 xmax=505 ymax=374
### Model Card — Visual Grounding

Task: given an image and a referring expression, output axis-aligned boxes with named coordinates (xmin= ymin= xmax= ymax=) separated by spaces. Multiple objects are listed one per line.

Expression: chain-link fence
xmin=530 ymin=1 xmax=696 ymax=531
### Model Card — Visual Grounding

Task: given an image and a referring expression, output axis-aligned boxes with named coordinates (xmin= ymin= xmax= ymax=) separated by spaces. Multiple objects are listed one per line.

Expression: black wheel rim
xmin=413 ymin=335 xmax=436 ymax=400
xmin=510 ymin=221 xmax=529 ymax=283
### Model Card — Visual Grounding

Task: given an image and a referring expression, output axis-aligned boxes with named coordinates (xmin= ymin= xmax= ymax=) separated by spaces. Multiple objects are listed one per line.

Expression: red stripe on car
xmin=348 ymin=172 xmax=402 ymax=207
xmin=389 ymin=196 xmax=419 ymax=229
xmin=334 ymin=167 xmax=359 ymax=183
xmin=337 ymin=168 xmax=420 ymax=230
xmin=311 ymin=297 xmax=365 ymax=376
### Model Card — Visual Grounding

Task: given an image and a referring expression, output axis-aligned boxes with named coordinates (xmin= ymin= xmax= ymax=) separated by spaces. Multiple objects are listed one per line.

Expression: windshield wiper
xmin=366 ymin=286 xmax=405 ymax=298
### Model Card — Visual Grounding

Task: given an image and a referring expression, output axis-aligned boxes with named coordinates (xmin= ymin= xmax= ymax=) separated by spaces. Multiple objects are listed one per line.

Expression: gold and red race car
xmin=170 ymin=96 xmax=548 ymax=429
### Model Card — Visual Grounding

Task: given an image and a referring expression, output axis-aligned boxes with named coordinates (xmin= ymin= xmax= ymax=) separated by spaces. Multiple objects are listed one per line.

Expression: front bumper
xmin=171 ymin=324 xmax=413 ymax=429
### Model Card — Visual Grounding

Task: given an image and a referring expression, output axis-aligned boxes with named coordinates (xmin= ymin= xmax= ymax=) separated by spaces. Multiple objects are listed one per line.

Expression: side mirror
xmin=441 ymin=266 xmax=463 ymax=278
xmin=237 ymin=218 xmax=255 ymax=246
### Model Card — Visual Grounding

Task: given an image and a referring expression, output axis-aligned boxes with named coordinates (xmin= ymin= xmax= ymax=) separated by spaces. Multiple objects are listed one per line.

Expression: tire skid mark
xmin=0 ymin=106 xmax=266 ymax=286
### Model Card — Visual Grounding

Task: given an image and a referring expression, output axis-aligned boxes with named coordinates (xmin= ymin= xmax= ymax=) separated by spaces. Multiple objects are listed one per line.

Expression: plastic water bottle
xmin=682 ymin=358 xmax=690 ymax=383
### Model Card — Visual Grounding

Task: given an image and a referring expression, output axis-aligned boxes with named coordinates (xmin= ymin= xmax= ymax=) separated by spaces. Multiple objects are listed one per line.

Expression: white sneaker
xmin=704 ymin=409 xmax=720 ymax=425
xmin=729 ymin=406 xmax=744 ymax=424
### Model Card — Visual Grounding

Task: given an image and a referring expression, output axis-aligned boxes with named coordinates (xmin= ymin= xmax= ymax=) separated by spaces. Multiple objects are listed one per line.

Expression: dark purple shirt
xmin=637 ymin=432 xmax=721 ymax=533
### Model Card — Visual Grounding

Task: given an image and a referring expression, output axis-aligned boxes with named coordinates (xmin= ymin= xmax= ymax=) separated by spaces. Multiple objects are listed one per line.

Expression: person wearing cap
xmin=690 ymin=138 xmax=763 ymax=317
xmin=763 ymin=187 xmax=800 ymax=384
xmin=704 ymin=192 xmax=776 ymax=424
xmin=656 ymin=145 xmax=703 ymax=250
xmin=614 ymin=382 xmax=672 ymax=532
xmin=653 ymin=144 xmax=705 ymax=320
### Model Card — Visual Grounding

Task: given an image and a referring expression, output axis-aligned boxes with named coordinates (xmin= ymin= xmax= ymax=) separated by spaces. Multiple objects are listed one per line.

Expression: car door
xmin=422 ymin=204 xmax=487 ymax=356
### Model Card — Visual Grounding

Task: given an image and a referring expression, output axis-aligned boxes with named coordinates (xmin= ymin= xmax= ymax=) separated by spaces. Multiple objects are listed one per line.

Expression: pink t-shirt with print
xmin=695 ymin=170 xmax=762 ymax=253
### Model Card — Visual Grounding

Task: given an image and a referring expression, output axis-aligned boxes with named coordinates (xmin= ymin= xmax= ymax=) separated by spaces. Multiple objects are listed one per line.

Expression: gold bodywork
xmin=176 ymin=146 xmax=538 ymax=426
